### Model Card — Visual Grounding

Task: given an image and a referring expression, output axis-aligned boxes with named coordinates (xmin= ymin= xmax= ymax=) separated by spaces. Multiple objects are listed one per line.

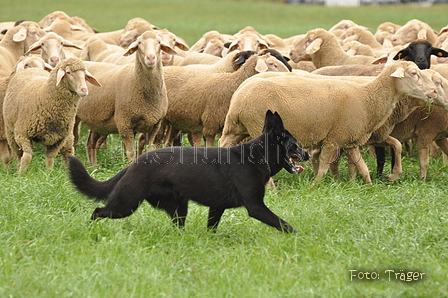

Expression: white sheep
xmin=391 ymin=19 xmax=439 ymax=46
xmin=24 ymin=32 xmax=83 ymax=67
xmin=342 ymin=40 xmax=375 ymax=57
xmin=76 ymin=31 xmax=177 ymax=166
xmin=78 ymin=35 xmax=125 ymax=62
xmin=0 ymin=56 xmax=53 ymax=167
xmin=0 ymin=21 xmax=46 ymax=71
xmin=219 ymin=61 xmax=438 ymax=185
xmin=119 ymin=18 xmax=158 ymax=48
xmin=289 ymin=28 xmax=377 ymax=69
xmin=2 ymin=58 xmax=101 ymax=174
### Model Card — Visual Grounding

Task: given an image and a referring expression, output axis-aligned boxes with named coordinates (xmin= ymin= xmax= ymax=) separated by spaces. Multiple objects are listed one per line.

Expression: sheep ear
xmin=25 ymin=41 xmax=42 ymax=55
xmin=63 ymin=40 xmax=84 ymax=51
xmin=257 ymin=39 xmax=269 ymax=50
xmin=160 ymin=41 xmax=177 ymax=55
xmin=306 ymin=38 xmax=323 ymax=54
xmin=85 ymin=70 xmax=101 ymax=87
xmin=227 ymin=40 xmax=240 ymax=53
xmin=255 ymin=59 xmax=268 ymax=73
xmin=417 ymin=28 xmax=427 ymax=40
xmin=174 ymin=39 xmax=190 ymax=51
xmin=393 ymin=49 xmax=409 ymax=61
xmin=56 ymin=68 xmax=65 ymax=86
xmin=13 ymin=28 xmax=27 ymax=42
xmin=432 ymin=47 xmax=448 ymax=58
xmin=44 ymin=63 xmax=53 ymax=72
xmin=390 ymin=67 xmax=405 ymax=79
xmin=124 ymin=40 xmax=139 ymax=56
xmin=372 ymin=55 xmax=387 ymax=64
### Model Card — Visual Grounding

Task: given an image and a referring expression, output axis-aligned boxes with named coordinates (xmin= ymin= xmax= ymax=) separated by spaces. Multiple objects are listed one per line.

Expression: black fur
xmin=68 ymin=111 xmax=310 ymax=233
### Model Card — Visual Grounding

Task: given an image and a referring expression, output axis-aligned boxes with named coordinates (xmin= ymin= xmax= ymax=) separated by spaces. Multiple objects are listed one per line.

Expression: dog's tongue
xmin=295 ymin=165 xmax=305 ymax=174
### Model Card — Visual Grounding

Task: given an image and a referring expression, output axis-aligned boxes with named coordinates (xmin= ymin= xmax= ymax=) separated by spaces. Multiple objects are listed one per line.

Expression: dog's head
xmin=262 ymin=110 xmax=310 ymax=174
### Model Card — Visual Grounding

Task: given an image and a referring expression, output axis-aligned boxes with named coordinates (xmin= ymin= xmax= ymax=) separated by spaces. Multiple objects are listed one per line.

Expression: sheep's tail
xmin=67 ymin=156 xmax=128 ymax=202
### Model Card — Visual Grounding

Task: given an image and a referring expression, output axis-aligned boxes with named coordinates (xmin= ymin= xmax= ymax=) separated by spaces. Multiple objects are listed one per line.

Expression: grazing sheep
xmin=24 ymin=32 xmax=83 ymax=67
xmin=76 ymin=31 xmax=176 ymax=166
xmin=375 ymin=31 xmax=394 ymax=48
xmin=219 ymin=61 xmax=438 ymax=185
xmin=0 ymin=21 xmax=46 ymax=70
xmin=38 ymin=11 xmax=71 ymax=28
xmin=329 ymin=20 xmax=359 ymax=32
xmin=188 ymin=30 xmax=229 ymax=53
xmin=289 ymin=28 xmax=377 ymax=69
xmin=391 ymin=19 xmax=439 ymax=46
xmin=375 ymin=21 xmax=402 ymax=36
xmin=2 ymin=58 xmax=101 ymax=174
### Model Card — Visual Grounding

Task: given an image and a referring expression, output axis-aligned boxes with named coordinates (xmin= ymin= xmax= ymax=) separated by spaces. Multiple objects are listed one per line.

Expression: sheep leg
xmin=345 ymin=147 xmax=372 ymax=184
xmin=417 ymin=146 xmax=430 ymax=180
xmin=312 ymin=144 xmax=339 ymax=185
xmin=0 ymin=141 xmax=13 ymax=168
xmin=310 ymin=148 xmax=321 ymax=175
xmin=383 ymin=137 xmax=402 ymax=182
xmin=45 ymin=139 xmax=67 ymax=170
xmin=435 ymin=138 xmax=448 ymax=165
xmin=189 ymin=132 xmax=203 ymax=147
xmin=86 ymin=131 xmax=107 ymax=166
xmin=120 ymin=130 xmax=136 ymax=162
xmin=14 ymin=136 xmax=33 ymax=175
xmin=204 ymin=135 xmax=215 ymax=147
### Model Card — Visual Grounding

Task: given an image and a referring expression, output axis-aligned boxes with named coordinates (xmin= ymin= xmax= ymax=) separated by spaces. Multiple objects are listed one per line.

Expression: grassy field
xmin=1 ymin=0 xmax=448 ymax=297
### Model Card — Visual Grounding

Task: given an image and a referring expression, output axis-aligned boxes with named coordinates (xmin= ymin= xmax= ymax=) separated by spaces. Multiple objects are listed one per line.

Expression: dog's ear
xmin=263 ymin=110 xmax=285 ymax=134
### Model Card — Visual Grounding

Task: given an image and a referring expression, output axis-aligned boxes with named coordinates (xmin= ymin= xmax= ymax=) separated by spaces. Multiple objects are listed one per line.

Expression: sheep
xmin=119 ymin=18 xmax=158 ymax=48
xmin=0 ymin=56 xmax=53 ymax=167
xmin=137 ymin=50 xmax=292 ymax=151
xmin=342 ymin=40 xmax=375 ymax=57
xmin=156 ymin=29 xmax=189 ymax=66
xmin=288 ymin=28 xmax=377 ymax=69
xmin=188 ymin=30 xmax=229 ymax=53
xmin=78 ymin=35 xmax=125 ymax=62
xmin=2 ymin=58 xmax=101 ymax=174
xmin=218 ymin=61 xmax=438 ymax=185
xmin=38 ymin=11 xmax=71 ymax=28
xmin=391 ymin=19 xmax=439 ymax=46
xmin=24 ymin=32 xmax=83 ymax=67
xmin=76 ymin=31 xmax=177 ymax=166
xmin=375 ymin=21 xmax=402 ymax=36
xmin=374 ymin=31 xmax=394 ymax=48
xmin=342 ymin=69 xmax=448 ymax=182
xmin=176 ymin=52 xmax=222 ymax=66
xmin=343 ymin=26 xmax=385 ymax=53
xmin=224 ymin=31 xmax=270 ymax=55
xmin=329 ymin=19 xmax=359 ymax=32
xmin=0 ymin=21 xmax=46 ymax=70
xmin=390 ymin=105 xmax=448 ymax=180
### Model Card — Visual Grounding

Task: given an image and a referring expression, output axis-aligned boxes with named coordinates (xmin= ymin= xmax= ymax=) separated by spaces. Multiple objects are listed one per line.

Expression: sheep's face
xmin=425 ymin=70 xmax=448 ymax=111
xmin=125 ymin=32 xmax=177 ymax=68
xmin=56 ymin=62 xmax=101 ymax=97
xmin=391 ymin=62 xmax=437 ymax=101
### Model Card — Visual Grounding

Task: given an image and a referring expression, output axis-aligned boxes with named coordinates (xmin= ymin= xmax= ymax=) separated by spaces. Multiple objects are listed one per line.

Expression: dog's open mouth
xmin=287 ymin=155 xmax=305 ymax=174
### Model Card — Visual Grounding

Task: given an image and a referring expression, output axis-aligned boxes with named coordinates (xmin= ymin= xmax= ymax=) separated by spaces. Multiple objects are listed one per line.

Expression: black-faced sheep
xmin=2 ymin=58 xmax=101 ymax=174
xmin=76 ymin=31 xmax=176 ymax=166
xmin=219 ymin=61 xmax=438 ymax=185
xmin=393 ymin=39 xmax=448 ymax=70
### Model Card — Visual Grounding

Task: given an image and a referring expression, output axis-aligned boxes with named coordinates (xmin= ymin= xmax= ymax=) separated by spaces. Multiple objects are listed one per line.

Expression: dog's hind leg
xmin=150 ymin=196 xmax=189 ymax=228
xmin=207 ymin=208 xmax=225 ymax=230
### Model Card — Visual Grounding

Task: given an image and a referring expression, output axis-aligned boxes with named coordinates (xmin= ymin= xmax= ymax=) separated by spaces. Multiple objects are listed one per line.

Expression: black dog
xmin=68 ymin=111 xmax=310 ymax=233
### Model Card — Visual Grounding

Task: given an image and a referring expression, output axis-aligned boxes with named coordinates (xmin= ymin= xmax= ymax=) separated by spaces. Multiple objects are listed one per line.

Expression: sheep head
xmin=393 ymin=39 xmax=448 ymax=70
xmin=55 ymin=58 xmax=101 ymax=97
xmin=123 ymin=31 xmax=176 ymax=68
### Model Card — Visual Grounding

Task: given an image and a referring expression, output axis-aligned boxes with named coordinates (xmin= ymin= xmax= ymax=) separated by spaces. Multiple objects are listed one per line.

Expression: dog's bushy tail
xmin=67 ymin=156 xmax=128 ymax=202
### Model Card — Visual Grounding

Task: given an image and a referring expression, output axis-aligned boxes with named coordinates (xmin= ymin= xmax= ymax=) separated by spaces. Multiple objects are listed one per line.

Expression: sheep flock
xmin=1 ymin=11 xmax=448 ymax=184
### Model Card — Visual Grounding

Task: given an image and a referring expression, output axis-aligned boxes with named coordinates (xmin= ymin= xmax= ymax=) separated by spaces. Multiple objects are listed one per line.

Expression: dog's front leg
xmin=207 ymin=208 xmax=225 ymax=231
xmin=246 ymin=203 xmax=295 ymax=233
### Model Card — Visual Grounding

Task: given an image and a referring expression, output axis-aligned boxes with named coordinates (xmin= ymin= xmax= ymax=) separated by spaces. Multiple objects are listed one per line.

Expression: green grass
xmin=1 ymin=0 xmax=448 ymax=297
